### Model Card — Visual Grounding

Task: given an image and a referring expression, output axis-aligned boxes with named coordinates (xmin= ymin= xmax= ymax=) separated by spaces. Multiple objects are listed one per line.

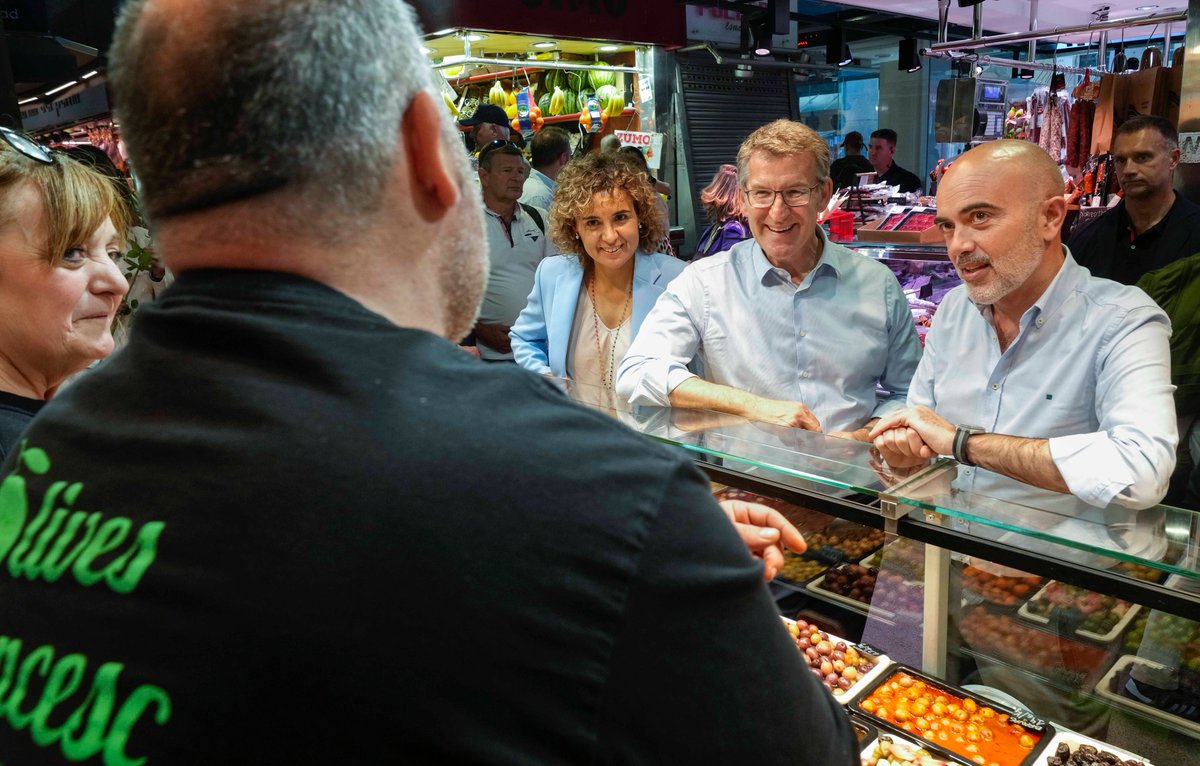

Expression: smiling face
xmin=743 ymin=151 xmax=831 ymax=275
xmin=0 ymin=184 xmax=126 ymax=394
xmin=1113 ymin=127 xmax=1179 ymax=202
xmin=576 ymin=188 xmax=640 ymax=273
xmin=934 ymin=144 xmax=1065 ymax=310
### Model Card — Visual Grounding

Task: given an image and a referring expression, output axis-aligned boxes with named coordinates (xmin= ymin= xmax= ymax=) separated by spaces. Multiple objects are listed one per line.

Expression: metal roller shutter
xmin=677 ymin=57 xmax=795 ymax=228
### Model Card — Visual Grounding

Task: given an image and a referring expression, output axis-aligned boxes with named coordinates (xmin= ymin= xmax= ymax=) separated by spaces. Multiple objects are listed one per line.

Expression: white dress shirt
xmin=479 ymin=204 xmax=549 ymax=360
xmin=616 ymin=230 xmax=922 ymax=433
xmin=909 ymin=249 xmax=1177 ymax=509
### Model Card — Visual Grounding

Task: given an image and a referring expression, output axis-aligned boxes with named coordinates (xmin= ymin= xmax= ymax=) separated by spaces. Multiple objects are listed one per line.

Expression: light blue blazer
xmin=511 ymin=251 xmax=687 ymax=378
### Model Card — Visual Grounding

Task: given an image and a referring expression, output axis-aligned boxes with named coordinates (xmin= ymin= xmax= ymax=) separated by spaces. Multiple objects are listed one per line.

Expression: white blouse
xmin=567 ymin=282 xmax=632 ymax=412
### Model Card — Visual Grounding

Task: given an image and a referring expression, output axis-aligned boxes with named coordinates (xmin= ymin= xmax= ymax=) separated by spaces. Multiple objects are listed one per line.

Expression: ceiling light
xmin=1136 ymin=5 xmax=1159 ymax=10
xmin=748 ymin=10 xmax=773 ymax=58
xmin=899 ymin=38 xmax=921 ymax=73
xmin=81 ymin=70 xmax=99 ymax=79
xmin=17 ymin=96 xmax=38 ymax=105
xmin=44 ymin=81 xmax=76 ymax=97
xmin=421 ymin=47 xmax=434 ymax=55
xmin=431 ymin=29 xmax=455 ymax=37
xmin=532 ymin=41 xmax=557 ymax=49
xmin=1017 ymin=68 xmax=1034 ymax=79
xmin=599 ymin=45 xmax=620 ymax=52
xmin=826 ymin=28 xmax=852 ymax=67
xmin=463 ymin=34 xmax=487 ymax=42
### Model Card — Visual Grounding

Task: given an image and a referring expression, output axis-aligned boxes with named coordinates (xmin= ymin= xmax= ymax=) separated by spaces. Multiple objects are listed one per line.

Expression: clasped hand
xmin=868 ymin=406 xmax=955 ymax=468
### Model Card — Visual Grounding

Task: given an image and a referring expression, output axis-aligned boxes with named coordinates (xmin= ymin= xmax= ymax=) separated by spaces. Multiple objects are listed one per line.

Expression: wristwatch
xmin=953 ymin=425 xmax=986 ymax=466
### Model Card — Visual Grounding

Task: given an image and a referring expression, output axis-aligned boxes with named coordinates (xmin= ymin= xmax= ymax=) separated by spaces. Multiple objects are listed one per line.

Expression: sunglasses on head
xmin=0 ymin=126 xmax=55 ymax=165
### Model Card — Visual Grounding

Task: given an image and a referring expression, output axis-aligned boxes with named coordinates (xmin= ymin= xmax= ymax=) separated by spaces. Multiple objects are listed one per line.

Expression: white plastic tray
xmin=1094 ymin=654 xmax=1200 ymax=739
xmin=1034 ymin=729 xmax=1152 ymax=765
xmin=805 ymin=575 xmax=896 ymax=620
xmin=1017 ymin=581 xmax=1141 ymax=643
xmin=781 ymin=618 xmax=894 ymax=705
xmin=859 ymin=730 xmax=962 ymax=766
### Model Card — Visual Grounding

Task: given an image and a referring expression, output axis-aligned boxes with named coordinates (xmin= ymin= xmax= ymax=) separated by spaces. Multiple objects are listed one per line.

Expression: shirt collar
xmin=483 ymin=204 xmax=522 ymax=222
xmin=750 ymin=227 xmax=843 ymax=286
xmin=967 ymin=245 xmax=1084 ymax=329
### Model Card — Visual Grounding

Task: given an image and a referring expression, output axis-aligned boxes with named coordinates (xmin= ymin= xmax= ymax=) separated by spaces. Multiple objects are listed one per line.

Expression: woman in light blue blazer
xmin=511 ymin=152 xmax=686 ymax=394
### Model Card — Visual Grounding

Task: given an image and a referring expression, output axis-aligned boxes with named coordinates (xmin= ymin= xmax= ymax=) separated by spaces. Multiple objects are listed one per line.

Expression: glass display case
xmin=846 ymin=242 xmax=959 ymax=345
xmin=566 ymin=383 xmax=1199 ymax=765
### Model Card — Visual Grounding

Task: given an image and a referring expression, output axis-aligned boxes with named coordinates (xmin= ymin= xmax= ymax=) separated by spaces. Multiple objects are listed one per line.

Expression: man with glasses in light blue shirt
xmin=617 ymin=119 xmax=922 ymax=440
xmin=870 ymin=140 xmax=1177 ymax=510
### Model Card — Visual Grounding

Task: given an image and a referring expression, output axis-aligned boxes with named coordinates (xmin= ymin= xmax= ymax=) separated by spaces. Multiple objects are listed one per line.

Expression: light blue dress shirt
xmin=510 ymin=251 xmax=686 ymax=378
xmin=519 ymin=169 xmax=557 ymax=212
xmin=909 ymin=249 xmax=1177 ymax=509
xmin=616 ymin=230 xmax=923 ymax=433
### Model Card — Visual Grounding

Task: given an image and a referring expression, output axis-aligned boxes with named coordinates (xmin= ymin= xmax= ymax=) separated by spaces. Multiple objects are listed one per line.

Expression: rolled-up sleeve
xmin=873 ymin=277 xmax=924 ymax=419
xmin=616 ymin=271 xmax=704 ymax=406
xmin=510 ymin=261 xmax=552 ymax=376
xmin=1049 ymin=307 xmax=1177 ymax=509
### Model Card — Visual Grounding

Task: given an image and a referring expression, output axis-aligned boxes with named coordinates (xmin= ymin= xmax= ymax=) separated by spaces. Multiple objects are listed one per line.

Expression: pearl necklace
xmin=589 ymin=273 xmax=633 ymax=391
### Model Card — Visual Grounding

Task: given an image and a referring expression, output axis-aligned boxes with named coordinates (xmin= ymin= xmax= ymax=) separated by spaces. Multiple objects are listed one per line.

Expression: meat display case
xmin=566 ymin=385 xmax=1200 ymax=765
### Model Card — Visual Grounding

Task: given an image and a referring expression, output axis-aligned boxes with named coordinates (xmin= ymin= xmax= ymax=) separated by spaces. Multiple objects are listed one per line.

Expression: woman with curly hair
xmin=695 ymin=164 xmax=749 ymax=259
xmin=510 ymin=151 xmax=685 ymax=404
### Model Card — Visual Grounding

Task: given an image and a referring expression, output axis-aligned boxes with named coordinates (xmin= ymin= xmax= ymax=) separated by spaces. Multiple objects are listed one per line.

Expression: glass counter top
xmin=562 ymin=381 xmax=1200 ymax=588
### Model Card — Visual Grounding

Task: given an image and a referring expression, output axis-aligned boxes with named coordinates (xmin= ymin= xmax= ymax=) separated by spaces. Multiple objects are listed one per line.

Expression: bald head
xmin=942 ymin=140 xmax=1064 ymax=204
xmin=110 ymin=0 xmax=433 ymax=227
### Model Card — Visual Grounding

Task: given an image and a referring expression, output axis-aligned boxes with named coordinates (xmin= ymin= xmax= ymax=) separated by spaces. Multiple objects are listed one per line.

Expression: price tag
xmin=856 ymin=642 xmax=883 ymax=658
xmin=1008 ymin=710 xmax=1046 ymax=731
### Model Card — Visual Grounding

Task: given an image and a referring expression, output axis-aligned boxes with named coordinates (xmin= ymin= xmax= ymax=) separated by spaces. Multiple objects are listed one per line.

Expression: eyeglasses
xmin=0 ymin=126 xmax=55 ymax=165
xmin=743 ymin=183 xmax=822 ymax=209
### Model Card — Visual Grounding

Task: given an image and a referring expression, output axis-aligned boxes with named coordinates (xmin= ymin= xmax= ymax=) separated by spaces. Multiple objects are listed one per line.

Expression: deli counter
xmin=567 ymin=385 xmax=1200 ymax=766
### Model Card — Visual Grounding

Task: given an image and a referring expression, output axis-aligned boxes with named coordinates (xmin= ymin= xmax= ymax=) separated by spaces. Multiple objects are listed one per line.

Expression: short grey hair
xmin=110 ymin=0 xmax=434 ymax=225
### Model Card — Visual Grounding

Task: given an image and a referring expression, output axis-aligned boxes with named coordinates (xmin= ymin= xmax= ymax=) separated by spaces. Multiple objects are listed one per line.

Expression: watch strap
xmin=954 ymin=425 xmax=983 ymax=466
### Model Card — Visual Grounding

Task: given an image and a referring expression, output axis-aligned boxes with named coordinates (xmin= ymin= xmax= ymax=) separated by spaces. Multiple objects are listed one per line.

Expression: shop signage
xmin=614 ymin=130 xmax=664 ymax=170
xmin=414 ymin=0 xmax=685 ymax=48
xmin=0 ymin=1 xmax=48 ymax=32
xmin=685 ymin=2 xmax=796 ymax=48
xmin=20 ymin=84 xmax=108 ymax=133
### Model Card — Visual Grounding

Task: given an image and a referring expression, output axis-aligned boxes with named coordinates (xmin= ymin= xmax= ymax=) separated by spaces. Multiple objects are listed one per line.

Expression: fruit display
xmin=861 ymin=734 xmax=960 ymax=766
xmin=1040 ymin=734 xmax=1149 ymax=766
xmin=1123 ymin=612 xmax=1200 ymax=663
xmin=961 ymin=566 xmax=1043 ymax=609
xmin=804 ymin=521 xmax=886 ymax=561
xmin=777 ymin=554 xmax=827 ymax=584
xmin=857 ymin=669 xmax=1048 ymax=766
xmin=813 ymin=563 xmax=878 ymax=607
xmin=960 ymin=606 xmax=1113 ymax=688
xmin=1019 ymin=582 xmax=1138 ymax=641
xmin=1113 ymin=560 xmax=1167 ymax=584
xmin=1099 ymin=654 xmax=1200 ymax=727
xmin=487 ymin=80 xmax=507 ymax=107
xmin=785 ymin=619 xmax=885 ymax=700
xmin=710 ymin=487 xmax=828 ymax=533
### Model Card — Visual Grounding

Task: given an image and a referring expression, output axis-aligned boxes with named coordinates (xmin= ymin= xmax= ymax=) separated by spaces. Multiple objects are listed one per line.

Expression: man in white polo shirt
xmin=474 ymin=142 xmax=550 ymax=361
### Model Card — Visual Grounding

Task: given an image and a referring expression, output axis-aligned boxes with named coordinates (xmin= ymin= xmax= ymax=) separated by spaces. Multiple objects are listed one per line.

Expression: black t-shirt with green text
xmin=0 ymin=270 xmax=855 ymax=766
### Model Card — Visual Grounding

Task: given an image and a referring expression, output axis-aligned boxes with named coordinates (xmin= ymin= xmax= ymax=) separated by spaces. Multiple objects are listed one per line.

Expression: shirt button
xmin=802 ymin=371 xmax=811 ymax=379
xmin=1036 ymin=317 xmax=1044 ymax=327
xmin=800 ymin=330 xmax=807 ymax=337
xmin=991 ymin=383 xmax=999 ymax=390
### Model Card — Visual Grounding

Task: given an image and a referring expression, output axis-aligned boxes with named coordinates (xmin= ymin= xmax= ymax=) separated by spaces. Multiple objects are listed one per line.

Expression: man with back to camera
xmin=1067 ymin=115 xmax=1200 ymax=286
xmin=0 ymin=1 xmax=859 ymax=764
xmin=870 ymin=140 xmax=1176 ymax=510
xmin=475 ymin=141 xmax=549 ymax=360
xmin=618 ymin=119 xmax=922 ymax=440
xmin=828 ymin=130 xmax=875 ymax=190
xmin=520 ymin=125 xmax=571 ymax=211
xmin=868 ymin=128 xmax=923 ymax=194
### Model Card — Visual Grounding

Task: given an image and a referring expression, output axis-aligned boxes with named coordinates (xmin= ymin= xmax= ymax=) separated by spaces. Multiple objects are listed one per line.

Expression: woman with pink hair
xmin=695 ymin=164 xmax=749 ymax=259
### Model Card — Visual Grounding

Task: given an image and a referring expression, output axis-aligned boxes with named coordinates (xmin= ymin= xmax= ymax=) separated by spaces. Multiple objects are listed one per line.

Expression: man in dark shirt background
xmin=0 ymin=0 xmax=857 ymax=764
xmin=868 ymin=128 xmax=923 ymax=193
xmin=829 ymin=130 xmax=875 ymax=190
xmin=1068 ymin=115 xmax=1200 ymax=285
